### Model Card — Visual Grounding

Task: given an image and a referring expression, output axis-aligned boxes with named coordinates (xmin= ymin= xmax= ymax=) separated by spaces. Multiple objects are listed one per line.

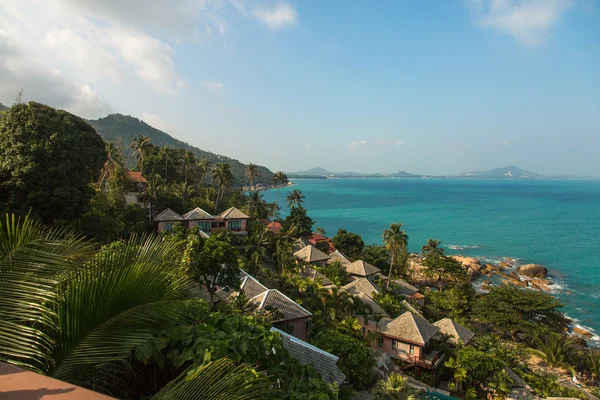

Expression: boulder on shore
xmin=498 ymin=261 xmax=511 ymax=269
xmin=516 ymin=264 xmax=548 ymax=278
xmin=573 ymin=326 xmax=594 ymax=339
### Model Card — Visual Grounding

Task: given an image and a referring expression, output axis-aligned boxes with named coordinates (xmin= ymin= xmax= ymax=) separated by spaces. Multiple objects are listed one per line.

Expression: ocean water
xmin=263 ymin=179 xmax=600 ymax=341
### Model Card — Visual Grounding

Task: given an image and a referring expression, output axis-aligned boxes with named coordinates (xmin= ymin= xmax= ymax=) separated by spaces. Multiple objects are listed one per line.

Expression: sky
xmin=0 ymin=0 xmax=599 ymax=176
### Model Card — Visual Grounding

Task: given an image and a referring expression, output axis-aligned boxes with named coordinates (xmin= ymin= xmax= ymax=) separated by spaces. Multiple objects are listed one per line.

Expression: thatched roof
xmin=294 ymin=245 xmax=330 ymax=263
xmin=154 ymin=208 xmax=183 ymax=222
xmin=127 ymin=171 xmax=147 ymax=184
xmin=183 ymin=207 xmax=214 ymax=220
xmin=392 ymin=278 xmax=418 ymax=295
xmin=239 ymin=275 xmax=269 ymax=299
xmin=218 ymin=207 xmax=250 ymax=219
xmin=380 ymin=312 xmax=439 ymax=345
xmin=346 ymin=260 xmax=380 ymax=277
xmin=249 ymin=289 xmax=312 ymax=322
xmin=433 ymin=318 xmax=475 ymax=345
xmin=327 ymin=250 xmax=351 ymax=265
xmin=343 ymin=278 xmax=382 ymax=297
xmin=271 ymin=328 xmax=346 ymax=385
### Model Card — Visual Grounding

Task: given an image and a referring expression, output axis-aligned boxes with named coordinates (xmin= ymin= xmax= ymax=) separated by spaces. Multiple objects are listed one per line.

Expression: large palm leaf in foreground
xmin=0 ymin=214 xmax=93 ymax=373
xmin=153 ymin=357 xmax=270 ymax=400
xmin=1 ymin=214 xmax=205 ymax=393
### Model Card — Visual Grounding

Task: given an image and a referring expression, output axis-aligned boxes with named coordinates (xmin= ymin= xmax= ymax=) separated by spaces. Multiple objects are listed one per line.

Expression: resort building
xmin=433 ymin=318 xmax=475 ymax=345
xmin=271 ymin=328 xmax=346 ymax=386
xmin=327 ymin=250 xmax=351 ymax=266
xmin=248 ymin=289 xmax=312 ymax=340
xmin=391 ymin=278 xmax=426 ymax=307
xmin=293 ymin=245 xmax=330 ymax=268
xmin=123 ymin=171 xmax=149 ymax=207
xmin=154 ymin=206 xmax=249 ymax=234
xmin=345 ymin=260 xmax=381 ymax=282
xmin=299 ymin=267 xmax=333 ymax=287
xmin=374 ymin=312 xmax=442 ymax=369
xmin=342 ymin=278 xmax=381 ymax=298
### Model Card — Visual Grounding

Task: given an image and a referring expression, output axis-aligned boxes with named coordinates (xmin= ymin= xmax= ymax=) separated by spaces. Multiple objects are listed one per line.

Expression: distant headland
xmin=287 ymin=165 xmax=600 ymax=181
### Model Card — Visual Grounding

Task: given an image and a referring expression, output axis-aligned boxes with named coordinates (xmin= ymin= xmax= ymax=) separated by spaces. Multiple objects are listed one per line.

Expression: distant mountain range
xmin=288 ymin=165 xmax=598 ymax=180
xmin=0 ymin=103 xmax=273 ymax=185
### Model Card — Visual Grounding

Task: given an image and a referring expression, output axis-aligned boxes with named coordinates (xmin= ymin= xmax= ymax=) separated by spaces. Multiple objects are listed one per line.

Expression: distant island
xmin=288 ymin=165 xmax=599 ymax=181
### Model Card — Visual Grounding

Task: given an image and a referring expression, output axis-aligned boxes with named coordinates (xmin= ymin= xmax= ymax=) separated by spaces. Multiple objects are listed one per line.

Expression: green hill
xmin=0 ymin=103 xmax=9 ymax=112
xmin=87 ymin=114 xmax=273 ymax=186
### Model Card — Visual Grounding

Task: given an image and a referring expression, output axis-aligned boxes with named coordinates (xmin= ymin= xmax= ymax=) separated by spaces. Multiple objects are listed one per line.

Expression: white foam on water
xmin=564 ymin=314 xmax=600 ymax=348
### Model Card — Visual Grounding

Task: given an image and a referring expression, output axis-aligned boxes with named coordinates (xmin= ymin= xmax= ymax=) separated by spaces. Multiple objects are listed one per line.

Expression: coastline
xmin=445 ymin=250 xmax=600 ymax=348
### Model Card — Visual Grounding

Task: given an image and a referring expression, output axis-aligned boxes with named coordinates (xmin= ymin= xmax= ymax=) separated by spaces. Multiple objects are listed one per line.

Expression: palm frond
xmin=153 ymin=358 xmax=271 ymax=400
xmin=0 ymin=214 xmax=94 ymax=373
xmin=49 ymin=234 xmax=204 ymax=390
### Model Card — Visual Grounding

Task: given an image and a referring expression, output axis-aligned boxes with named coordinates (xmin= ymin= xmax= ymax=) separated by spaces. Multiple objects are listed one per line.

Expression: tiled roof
xmin=127 ymin=171 xmax=147 ymax=184
xmin=294 ymin=245 xmax=330 ymax=263
xmin=380 ymin=312 xmax=439 ymax=345
xmin=300 ymin=267 xmax=332 ymax=286
xmin=293 ymin=237 xmax=311 ymax=252
xmin=198 ymin=230 xmax=211 ymax=239
xmin=392 ymin=278 xmax=418 ymax=295
xmin=218 ymin=207 xmax=250 ymax=219
xmin=433 ymin=318 xmax=475 ymax=345
xmin=271 ymin=328 xmax=346 ymax=385
xmin=355 ymin=292 xmax=389 ymax=318
xmin=154 ymin=208 xmax=183 ymax=222
xmin=342 ymin=278 xmax=382 ymax=297
xmin=248 ymin=289 xmax=312 ymax=322
xmin=239 ymin=275 xmax=269 ymax=299
xmin=346 ymin=260 xmax=380 ymax=277
xmin=327 ymin=250 xmax=351 ymax=265
xmin=183 ymin=207 xmax=214 ymax=220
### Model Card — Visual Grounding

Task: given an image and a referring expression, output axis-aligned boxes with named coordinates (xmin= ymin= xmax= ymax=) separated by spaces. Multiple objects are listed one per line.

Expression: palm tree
xmin=271 ymin=171 xmax=289 ymax=221
xmin=130 ymin=134 xmax=152 ymax=175
xmin=98 ymin=141 xmax=124 ymax=189
xmin=421 ymin=238 xmax=444 ymax=258
xmin=1 ymin=214 xmax=204 ymax=392
xmin=246 ymin=191 xmax=266 ymax=219
xmin=246 ymin=163 xmax=258 ymax=188
xmin=286 ymin=189 xmax=305 ymax=209
xmin=382 ymin=222 xmax=409 ymax=290
xmin=212 ymin=163 xmax=234 ymax=213
xmin=195 ymin=159 xmax=211 ymax=188
xmin=372 ymin=372 xmax=417 ymax=400
xmin=529 ymin=334 xmax=573 ymax=368
xmin=152 ymin=357 xmax=270 ymax=400
xmin=488 ymin=370 xmax=513 ymax=400
xmin=315 ymin=227 xmax=326 ymax=236
xmin=179 ymin=151 xmax=195 ymax=199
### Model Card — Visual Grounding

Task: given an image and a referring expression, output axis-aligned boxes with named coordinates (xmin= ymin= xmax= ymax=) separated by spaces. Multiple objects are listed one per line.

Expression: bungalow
xmin=307 ymin=233 xmax=335 ymax=253
xmin=300 ymin=267 xmax=333 ymax=287
xmin=433 ymin=318 xmax=475 ymax=345
xmin=154 ymin=206 xmax=250 ymax=234
xmin=271 ymin=327 xmax=346 ymax=386
xmin=216 ymin=207 xmax=250 ymax=233
xmin=124 ymin=171 xmax=149 ymax=207
xmin=293 ymin=245 xmax=330 ymax=268
xmin=293 ymin=237 xmax=312 ymax=252
xmin=154 ymin=208 xmax=185 ymax=232
xmin=346 ymin=260 xmax=381 ymax=282
xmin=248 ymin=289 xmax=313 ymax=340
xmin=327 ymin=250 xmax=351 ymax=266
xmin=374 ymin=312 xmax=442 ymax=369
xmin=183 ymin=207 xmax=215 ymax=233
xmin=342 ymin=278 xmax=381 ymax=298
xmin=391 ymin=278 xmax=425 ymax=307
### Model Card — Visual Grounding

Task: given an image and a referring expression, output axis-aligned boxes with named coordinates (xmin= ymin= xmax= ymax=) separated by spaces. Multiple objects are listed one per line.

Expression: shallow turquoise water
xmin=264 ymin=179 xmax=600 ymax=339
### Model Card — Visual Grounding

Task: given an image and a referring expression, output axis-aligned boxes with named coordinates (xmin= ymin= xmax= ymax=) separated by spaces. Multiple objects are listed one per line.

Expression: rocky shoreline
xmin=409 ymin=254 xmax=599 ymax=348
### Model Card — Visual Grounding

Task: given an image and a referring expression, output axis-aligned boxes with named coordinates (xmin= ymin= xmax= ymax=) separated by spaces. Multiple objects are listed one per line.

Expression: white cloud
xmin=66 ymin=85 xmax=113 ymax=118
xmin=346 ymin=139 xmax=367 ymax=151
xmin=201 ymin=80 xmax=225 ymax=90
xmin=252 ymin=3 xmax=297 ymax=29
xmin=467 ymin=0 xmax=574 ymax=46
xmin=141 ymin=112 xmax=172 ymax=132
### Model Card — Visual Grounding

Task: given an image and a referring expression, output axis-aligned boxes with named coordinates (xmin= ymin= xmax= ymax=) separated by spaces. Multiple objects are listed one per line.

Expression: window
xmin=197 ymin=221 xmax=211 ymax=231
xmin=377 ymin=335 xmax=383 ymax=348
xmin=164 ymin=223 xmax=174 ymax=231
xmin=409 ymin=344 xmax=415 ymax=355
xmin=228 ymin=220 xmax=242 ymax=230
xmin=391 ymin=339 xmax=397 ymax=350
xmin=211 ymin=221 xmax=218 ymax=228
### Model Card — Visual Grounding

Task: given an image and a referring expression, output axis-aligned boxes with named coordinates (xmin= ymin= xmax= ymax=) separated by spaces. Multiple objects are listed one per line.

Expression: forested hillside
xmin=87 ymin=113 xmax=273 ymax=185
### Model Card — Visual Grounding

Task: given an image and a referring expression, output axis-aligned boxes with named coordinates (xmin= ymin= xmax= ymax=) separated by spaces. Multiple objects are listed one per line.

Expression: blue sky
xmin=1 ymin=0 xmax=599 ymax=175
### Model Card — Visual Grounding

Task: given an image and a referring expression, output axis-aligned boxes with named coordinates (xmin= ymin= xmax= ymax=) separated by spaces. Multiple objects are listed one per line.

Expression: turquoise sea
xmin=263 ymin=179 xmax=600 ymax=343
